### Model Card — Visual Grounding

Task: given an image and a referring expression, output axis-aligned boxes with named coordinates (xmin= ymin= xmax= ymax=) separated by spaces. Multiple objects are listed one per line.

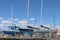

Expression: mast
xmin=10 ymin=5 xmax=13 ymax=20
xmin=40 ymin=0 xmax=43 ymax=26
xmin=27 ymin=0 xmax=30 ymax=26
xmin=9 ymin=0 xmax=14 ymax=30
xmin=53 ymin=13 xmax=56 ymax=30
xmin=10 ymin=0 xmax=13 ymax=21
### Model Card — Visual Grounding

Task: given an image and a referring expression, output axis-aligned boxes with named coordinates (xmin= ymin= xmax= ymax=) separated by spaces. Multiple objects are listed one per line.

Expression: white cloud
xmin=18 ymin=20 xmax=27 ymax=24
xmin=55 ymin=26 xmax=60 ymax=30
xmin=14 ymin=19 xmax=20 ymax=21
xmin=0 ymin=17 xmax=4 ymax=20
xmin=1 ymin=20 xmax=12 ymax=23
xmin=0 ymin=24 xmax=5 ymax=27
xmin=29 ymin=18 xmax=35 ymax=21
xmin=0 ymin=24 xmax=9 ymax=31
xmin=9 ymin=18 xmax=14 ymax=20
xmin=1 ymin=20 xmax=12 ymax=26
xmin=15 ymin=20 xmax=28 ymax=28
xmin=17 ymin=20 xmax=28 ymax=26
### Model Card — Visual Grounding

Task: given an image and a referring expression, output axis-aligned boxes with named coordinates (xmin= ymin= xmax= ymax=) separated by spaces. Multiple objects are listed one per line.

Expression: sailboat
xmin=1 ymin=0 xmax=34 ymax=37
xmin=1 ymin=0 xmax=57 ymax=38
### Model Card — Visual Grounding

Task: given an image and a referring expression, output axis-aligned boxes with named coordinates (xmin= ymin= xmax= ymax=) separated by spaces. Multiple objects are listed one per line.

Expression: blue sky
xmin=0 ymin=0 xmax=60 ymax=26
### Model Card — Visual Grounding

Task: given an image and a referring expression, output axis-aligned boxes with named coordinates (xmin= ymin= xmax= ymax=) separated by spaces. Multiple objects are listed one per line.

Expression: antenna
xmin=40 ymin=0 xmax=43 ymax=26
xmin=27 ymin=0 xmax=30 ymax=26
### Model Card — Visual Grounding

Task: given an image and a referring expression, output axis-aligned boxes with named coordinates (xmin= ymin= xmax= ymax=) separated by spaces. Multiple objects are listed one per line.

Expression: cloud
xmin=0 ymin=24 xmax=9 ymax=31
xmin=55 ymin=26 xmax=60 ymax=30
xmin=14 ymin=19 xmax=20 ymax=21
xmin=16 ymin=20 xmax=28 ymax=27
xmin=0 ymin=20 xmax=13 ymax=31
xmin=1 ymin=20 xmax=12 ymax=26
xmin=7 ymin=18 xmax=13 ymax=20
xmin=29 ymin=18 xmax=35 ymax=21
xmin=0 ymin=17 xmax=4 ymax=20
xmin=15 ymin=20 xmax=28 ymax=28
xmin=18 ymin=20 xmax=27 ymax=25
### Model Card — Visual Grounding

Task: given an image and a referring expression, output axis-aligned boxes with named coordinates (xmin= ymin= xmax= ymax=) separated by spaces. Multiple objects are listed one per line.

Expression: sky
xmin=0 ymin=0 xmax=60 ymax=30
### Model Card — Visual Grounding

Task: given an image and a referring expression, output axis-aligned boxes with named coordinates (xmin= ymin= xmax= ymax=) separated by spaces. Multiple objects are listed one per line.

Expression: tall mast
xmin=10 ymin=5 xmax=13 ymax=20
xmin=9 ymin=4 xmax=13 ymax=30
xmin=40 ymin=0 xmax=43 ymax=26
xmin=10 ymin=0 xmax=13 ymax=21
xmin=8 ymin=2 xmax=13 ymax=30
xmin=27 ymin=0 xmax=30 ymax=26
xmin=53 ymin=13 xmax=56 ymax=30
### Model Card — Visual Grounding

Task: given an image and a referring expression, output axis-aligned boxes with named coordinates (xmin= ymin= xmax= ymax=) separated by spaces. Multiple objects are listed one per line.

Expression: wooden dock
xmin=0 ymin=37 xmax=60 ymax=40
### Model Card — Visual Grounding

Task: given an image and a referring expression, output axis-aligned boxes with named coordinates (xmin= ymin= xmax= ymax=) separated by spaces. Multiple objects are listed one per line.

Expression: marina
xmin=0 ymin=28 xmax=58 ymax=40
xmin=0 ymin=0 xmax=60 ymax=40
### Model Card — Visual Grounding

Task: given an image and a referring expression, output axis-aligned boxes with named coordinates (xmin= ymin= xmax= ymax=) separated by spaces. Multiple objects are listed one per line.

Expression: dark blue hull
xmin=2 ymin=28 xmax=33 ymax=36
xmin=2 ymin=31 xmax=21 ymax=36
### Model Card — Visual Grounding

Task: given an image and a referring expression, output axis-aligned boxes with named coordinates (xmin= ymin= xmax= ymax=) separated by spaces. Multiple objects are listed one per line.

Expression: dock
xmin=0 ymin=38 xmax=47 ymax=40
